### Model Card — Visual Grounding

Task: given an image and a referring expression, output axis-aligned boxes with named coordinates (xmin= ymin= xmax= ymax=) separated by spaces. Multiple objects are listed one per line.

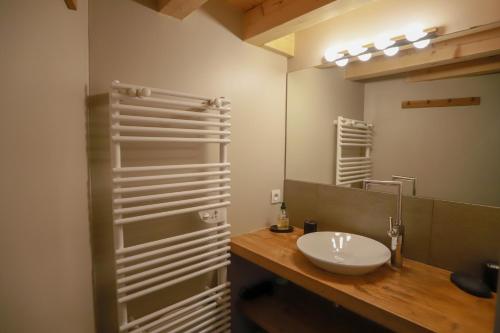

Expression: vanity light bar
xmin=324 ymin=26 xmax=438 ymax=67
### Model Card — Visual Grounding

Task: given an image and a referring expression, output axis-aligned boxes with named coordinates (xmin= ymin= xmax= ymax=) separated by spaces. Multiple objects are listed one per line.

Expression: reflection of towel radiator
xmin=334 ymin=116 xmax=373 ymax=186
xmin=109 ymin=81 xmax=231 ymax=332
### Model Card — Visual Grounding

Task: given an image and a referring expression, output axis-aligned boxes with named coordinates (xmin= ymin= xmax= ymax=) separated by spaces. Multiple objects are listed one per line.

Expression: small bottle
xmin=277 ymin=202 xmax=289 ymax=230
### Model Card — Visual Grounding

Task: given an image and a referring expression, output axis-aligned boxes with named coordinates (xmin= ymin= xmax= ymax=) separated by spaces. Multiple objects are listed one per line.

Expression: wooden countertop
xmin=231 ymin=228 xmax=496 ymax=333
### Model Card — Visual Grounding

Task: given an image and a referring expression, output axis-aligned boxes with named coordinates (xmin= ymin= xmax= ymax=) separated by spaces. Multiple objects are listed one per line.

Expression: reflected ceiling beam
xmin=407 ymin=55 xmax=500 ymax=82
xmin=345 ymin=24 xmax=500 ymax=81
xmin=158 ymin=0 xmax=209 ymax=19
xmin=64 ymin=0 xmax=77 ymax=10
xmin=263 ymin=33 xmax=295 ymax=57
xmin=243 ymin=0 xmax=338 ymax=45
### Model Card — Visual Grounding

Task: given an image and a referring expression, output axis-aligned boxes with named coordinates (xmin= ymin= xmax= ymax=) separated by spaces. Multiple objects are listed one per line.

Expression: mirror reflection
xmin=286 ymin=67 xmax=500 ymax=207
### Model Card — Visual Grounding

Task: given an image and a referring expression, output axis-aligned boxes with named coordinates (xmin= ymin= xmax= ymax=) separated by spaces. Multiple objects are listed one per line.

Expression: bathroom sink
xmin=297 ymin=232 xmax=390 ymax=275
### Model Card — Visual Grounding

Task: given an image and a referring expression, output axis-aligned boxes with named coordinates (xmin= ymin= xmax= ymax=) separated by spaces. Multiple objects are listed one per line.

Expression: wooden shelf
xmin=239 ymin=282 xmax=391 ymax=333
xmin=231 ymin=228 xmax=496 ymax=333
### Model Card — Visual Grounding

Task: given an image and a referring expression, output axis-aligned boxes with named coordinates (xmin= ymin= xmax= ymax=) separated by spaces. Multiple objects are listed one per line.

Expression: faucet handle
xmin=387 ymin=217 xmax=398 ymax=237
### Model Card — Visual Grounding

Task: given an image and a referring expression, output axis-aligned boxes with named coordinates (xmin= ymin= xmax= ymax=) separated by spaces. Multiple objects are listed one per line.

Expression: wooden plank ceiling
xmin=225 ymin=0 xmax=264 ymax=11
xmin=155 ymin=0 xmax=342 ymax=55
xmin=241 ymin=0 xmax=336 ymax=44
xmin=62 ymin=0 xmax=500 ymax=78
xmin=157 ymin=0 xmax=264 ymax=19
xmin=228 ymin=0 xmax=339 ymax=57
xmin=154 ymin=0 xmax=372 ymax=58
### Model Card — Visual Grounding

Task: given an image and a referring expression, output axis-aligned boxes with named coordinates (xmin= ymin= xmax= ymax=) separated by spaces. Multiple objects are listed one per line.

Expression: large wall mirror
xmin=286 ymin=67 xmax=500 ymax=207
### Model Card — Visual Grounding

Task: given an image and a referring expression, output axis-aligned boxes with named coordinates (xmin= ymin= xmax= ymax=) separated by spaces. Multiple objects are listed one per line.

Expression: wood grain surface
xmin=231 ymin=228 xmax=496 ymax=333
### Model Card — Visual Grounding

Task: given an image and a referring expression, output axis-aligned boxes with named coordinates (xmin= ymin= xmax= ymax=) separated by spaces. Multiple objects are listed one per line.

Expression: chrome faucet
xmin=392 ymin=175 xmax=417 ymax=196
xmin=362 ymin=180 xmax=404 ymax=269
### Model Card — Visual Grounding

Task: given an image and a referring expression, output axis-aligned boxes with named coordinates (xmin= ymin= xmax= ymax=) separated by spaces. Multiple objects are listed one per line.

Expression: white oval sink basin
xmin=297 ymin=231 xmax=390 ymax=275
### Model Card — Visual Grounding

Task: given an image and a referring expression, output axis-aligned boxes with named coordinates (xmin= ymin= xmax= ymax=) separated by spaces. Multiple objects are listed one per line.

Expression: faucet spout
xmin=362 ymin=179 xmax=404 ymax=269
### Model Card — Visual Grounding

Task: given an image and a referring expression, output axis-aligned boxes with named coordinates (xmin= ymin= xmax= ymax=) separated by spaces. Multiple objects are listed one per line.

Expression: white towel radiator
xmin=109 ymin=81 xmax=232 ymax=333
xmin=334 ymin=116 xmax=373 ymax=186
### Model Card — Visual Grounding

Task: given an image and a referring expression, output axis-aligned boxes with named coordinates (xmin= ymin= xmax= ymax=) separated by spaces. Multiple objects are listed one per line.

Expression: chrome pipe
xmin=363 ymin=179 xmax=404 ymax=269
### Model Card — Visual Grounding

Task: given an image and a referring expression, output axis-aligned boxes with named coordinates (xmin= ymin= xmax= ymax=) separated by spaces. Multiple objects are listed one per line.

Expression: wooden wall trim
xmin=401 ymin=97 xmax=480 ymax=109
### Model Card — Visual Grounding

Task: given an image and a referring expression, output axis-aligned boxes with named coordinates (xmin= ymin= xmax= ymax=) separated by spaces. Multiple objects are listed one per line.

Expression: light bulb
xmin=383 ymin=46 xmax=399 ymax=56
xmin=358 ymin=53 xmax=372 ymax=62
xmin=335 ymin=58 xmax=349 ymax=67
xmin=413 ymin=39 xmax=430 ymax=49
xmin=374 ymin=35 xmax=395 ymax=50
xmin=347 ymin=44 xmax=367 ymax=56
xmin=324 ymin=47 xmax=342 ymax=62
xmin=405 ymin=23 xmax=427 ymax=42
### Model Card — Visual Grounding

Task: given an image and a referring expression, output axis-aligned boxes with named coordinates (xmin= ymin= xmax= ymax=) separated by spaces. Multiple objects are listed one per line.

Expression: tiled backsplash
xmin=284 ymin=179 xmax=500 ymax=275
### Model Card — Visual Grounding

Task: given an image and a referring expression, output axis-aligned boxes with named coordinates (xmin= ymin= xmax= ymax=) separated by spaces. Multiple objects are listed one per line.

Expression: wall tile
xmin=284 ymin=180 xmax=434 ymax=263
xmin=316 ymin=184 xmax=393 ymax=244
xmin=316 ymin=184 xmax=434 ymax=263
xmin=284 ymin=180 xmax=319 ymax=228
xmin=401 ymin=196 xmax=434 ymax=263
xmin=430 ymin=200 xmax=500 ymax=274
xmin=285 ymin=180 xmax=500 ymax=272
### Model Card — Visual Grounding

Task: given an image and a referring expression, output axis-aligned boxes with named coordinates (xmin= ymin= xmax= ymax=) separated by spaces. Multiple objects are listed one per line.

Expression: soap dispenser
xmin=270 ymin=202 xmax=293 ymax=233
xmin=277 ymin=202 xmax=289 ymax=230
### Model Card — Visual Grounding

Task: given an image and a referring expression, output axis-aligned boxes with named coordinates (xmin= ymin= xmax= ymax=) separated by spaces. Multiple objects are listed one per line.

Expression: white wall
xmin=364 ymin=74 xmax=500 ymax=206
xmin=88 ymin=0 xmax=287 ymax=331
xmin=286 ymin=67 xmax=364 ymax=184
xmin=0 ymin=1 xmax=95 ymax=332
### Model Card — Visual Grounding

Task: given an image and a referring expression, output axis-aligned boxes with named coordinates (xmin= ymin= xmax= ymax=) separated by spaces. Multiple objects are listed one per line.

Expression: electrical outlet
xmin=271 ymin=189 xmax=281 ymax=204
xmin=198 ymin=208 xmax=226 ymax=224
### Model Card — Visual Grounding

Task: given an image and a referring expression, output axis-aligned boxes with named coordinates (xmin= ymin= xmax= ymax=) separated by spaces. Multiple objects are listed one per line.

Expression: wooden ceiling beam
xmin=243 ymin=0 xmax=337 ymax=45
xmin=157 ymin=0 xmax=209 ymax=19
xmin=344 ymin=25 xmax=500 ymax=81
xmin=263 ymin=33 xmax=295 ymax=57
